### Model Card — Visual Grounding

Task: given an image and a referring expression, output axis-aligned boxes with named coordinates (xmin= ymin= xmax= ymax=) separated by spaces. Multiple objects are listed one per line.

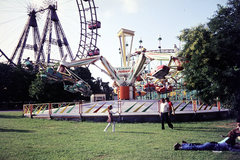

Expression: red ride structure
xmin=150 ymin=65 xmax=170 ymax=80
xmin=143 ymin=83 xmax=156 ymax=92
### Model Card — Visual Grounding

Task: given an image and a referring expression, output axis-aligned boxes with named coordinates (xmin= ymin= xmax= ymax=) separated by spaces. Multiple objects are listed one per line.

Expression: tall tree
xmin=207 ymin=0 xmax=240 ymax=112
xmin=178 ymin=0 xmax=240 ymax=113
xmin=178 ymin=25 xmax=216 ymax=102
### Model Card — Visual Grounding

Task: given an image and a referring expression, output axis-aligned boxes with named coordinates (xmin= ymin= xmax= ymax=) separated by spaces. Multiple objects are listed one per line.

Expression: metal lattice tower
xmin=9 ymin=9 xmax=44 ymax=65
xmin=35 ymin=4 xmax=74 ymax=64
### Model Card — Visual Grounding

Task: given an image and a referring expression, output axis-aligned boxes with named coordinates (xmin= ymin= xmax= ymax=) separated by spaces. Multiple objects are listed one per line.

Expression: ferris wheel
xmin=75 ymin=0 xmax=100 ymax=60
xmin=0 ymin=0 xmax=101 ymax=66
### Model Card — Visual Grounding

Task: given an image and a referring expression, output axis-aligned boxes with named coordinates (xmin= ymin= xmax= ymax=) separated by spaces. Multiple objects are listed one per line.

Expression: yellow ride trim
xmin=198 ymin=103 xmax=205 ymax=110
xmin=174 ymin=102 xmax=183 ymax=111
xmin=85 ymin=103 xmax=98 ymax=113
xmin=209 ymin=104 xmax=214 ymax=110
xmin=60 ymin=103 xmax=71 ymax=113
xmin=101 ymin=102 xmax=115 ymax=113
xmin=133 ymin=102 xmax=146 ymax=112
xmin=36 ymin=104 xmax=44 ymax=114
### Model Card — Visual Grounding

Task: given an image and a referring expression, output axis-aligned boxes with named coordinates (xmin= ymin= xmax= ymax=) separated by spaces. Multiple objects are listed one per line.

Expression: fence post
xmin=49 ymin=103 xmax=52 ymax=119
xmin=79 ymin=100 xmax=82 ymax=115
xmin=217 ymin=101 xmax=221 ymax=111
xmin=158 ymin=100 xmax=160 ymax=114
xmin=22 ymin=104 xmax=25 ymax=117
xmin=30 ymin=104 xmax=33 ymax=118
xmin=192 ymin=100 xmax=197 ymax=112
xmin=118 ymin=100 xmax=122 ymax=121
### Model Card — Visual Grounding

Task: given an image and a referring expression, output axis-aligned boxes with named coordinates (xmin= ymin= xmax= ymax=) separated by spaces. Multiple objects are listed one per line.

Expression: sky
xmin=0 ymin=0 xmax=229 ymax=85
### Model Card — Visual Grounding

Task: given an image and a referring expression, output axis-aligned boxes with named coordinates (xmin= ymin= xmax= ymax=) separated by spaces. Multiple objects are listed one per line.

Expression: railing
xmin=23 ymin=101 xmax=85 ymax=118
xmin=23 ymin=99 xmax=223 ymax=119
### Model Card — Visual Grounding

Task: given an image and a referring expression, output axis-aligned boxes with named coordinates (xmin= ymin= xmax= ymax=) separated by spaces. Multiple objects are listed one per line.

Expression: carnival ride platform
xmin=23 ymin=100 xmax=229 ymax=122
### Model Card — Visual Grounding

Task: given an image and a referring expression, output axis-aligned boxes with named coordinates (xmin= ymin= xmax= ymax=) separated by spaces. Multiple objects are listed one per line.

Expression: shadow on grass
xmin=173 ymin=126 xmax=227 ymax=132
xmin=119 ymin=131 xmax=156 ymax=134
xmin=0 ymin=128 xmax=34 ymax=133
xmin=0 ymin=114 xmax=23 ymax=119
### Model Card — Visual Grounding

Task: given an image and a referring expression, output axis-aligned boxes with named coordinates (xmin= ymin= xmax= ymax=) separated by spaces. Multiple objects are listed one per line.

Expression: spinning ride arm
xmin=99 ymin=56 xmax=124 ymax=85
xmin=126 ymin=52 xmax=146 ymax=85
xmin=59 ymin=55 xmax=124 ymax=86
xmin=59 ymin=53 xmax=147 ymax=87
xmin=60 ymin=55 xmax=101 ymax=67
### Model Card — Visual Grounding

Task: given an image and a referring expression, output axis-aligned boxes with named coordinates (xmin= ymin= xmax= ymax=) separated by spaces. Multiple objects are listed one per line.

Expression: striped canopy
xmin=145 ymin=52 xmax=174 ymax=61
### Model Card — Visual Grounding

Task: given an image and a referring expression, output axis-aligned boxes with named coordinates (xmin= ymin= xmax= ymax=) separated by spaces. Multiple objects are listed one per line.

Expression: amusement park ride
xmin=0 ymin=0 xmax=185 ymax=100
xmin=0 ymin=0 xmax=228 ymax=121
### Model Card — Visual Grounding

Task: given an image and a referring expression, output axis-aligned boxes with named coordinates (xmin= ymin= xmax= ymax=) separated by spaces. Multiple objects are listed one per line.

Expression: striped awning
xmin=145 ymin=52 xmax=174 ymax=61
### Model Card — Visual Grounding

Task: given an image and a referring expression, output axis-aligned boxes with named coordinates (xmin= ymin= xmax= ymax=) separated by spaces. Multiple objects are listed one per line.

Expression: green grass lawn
xmin=0 ymin=112 xmax=240 ymax=160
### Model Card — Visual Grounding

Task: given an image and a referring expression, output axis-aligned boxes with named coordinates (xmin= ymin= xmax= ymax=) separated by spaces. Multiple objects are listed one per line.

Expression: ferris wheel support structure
xmin=9 ymin=9 xmax=44 ymax=65
xmin=35 ymin=5 xmax=74 ymax=64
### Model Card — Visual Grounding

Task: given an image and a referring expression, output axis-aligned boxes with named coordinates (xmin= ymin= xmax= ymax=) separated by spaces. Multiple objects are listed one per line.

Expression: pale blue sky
xmin=0 ymin=0 xmax=228 ymax=83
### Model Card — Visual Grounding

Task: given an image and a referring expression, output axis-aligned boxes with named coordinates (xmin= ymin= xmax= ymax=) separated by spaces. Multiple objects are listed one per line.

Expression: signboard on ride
xmin=115 ymin=67 xmax=132 ymax=77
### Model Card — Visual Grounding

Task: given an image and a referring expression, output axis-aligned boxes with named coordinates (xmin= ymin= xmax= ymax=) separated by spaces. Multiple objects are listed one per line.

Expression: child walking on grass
xmin=104 ymin=105 xmax=118 ymax=132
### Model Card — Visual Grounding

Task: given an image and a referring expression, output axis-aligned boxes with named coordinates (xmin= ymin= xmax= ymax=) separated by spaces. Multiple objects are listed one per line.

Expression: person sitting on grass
xmin=174 ymin=118 xmax=240 ymax=151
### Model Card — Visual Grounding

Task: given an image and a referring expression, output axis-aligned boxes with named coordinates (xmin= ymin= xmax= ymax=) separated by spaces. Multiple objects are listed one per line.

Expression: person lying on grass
xmin=174 ymin=118 xmax=240 ymax=151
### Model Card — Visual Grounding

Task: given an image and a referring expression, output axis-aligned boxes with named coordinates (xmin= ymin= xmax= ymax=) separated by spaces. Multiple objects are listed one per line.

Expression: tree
xmin=207 ymin=0 xmax=240 ymax=112
xmin=0 ymin=63 xmax=35 ymax=103
xmin=178 ymin=25 xmax=217 ymax=102
xmin=0 ymin=63 xmax=13 ymax=103
xmin=10 ymin=65 xmax=36 ymax=102
xmin=72 ymin=67 xmax=113 ymax=97
xmin=101 ymin=81 xmax=113 ymax=100
xmin=178 ymin=0 xmax=240 ymax=113
xmin=29 ymin=67 xmax=105 ymax=102
xmin=72 ymin=66 xmax=93 ymax=82
xmin=71 ymin=67 xmax=102 ymax=94
xmin=29 ymin=75 xmax=83 ymax=103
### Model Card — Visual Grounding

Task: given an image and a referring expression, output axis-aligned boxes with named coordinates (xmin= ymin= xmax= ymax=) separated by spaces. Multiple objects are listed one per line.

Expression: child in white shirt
xmin=104 ymin=105 xmax=118 ymax=132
